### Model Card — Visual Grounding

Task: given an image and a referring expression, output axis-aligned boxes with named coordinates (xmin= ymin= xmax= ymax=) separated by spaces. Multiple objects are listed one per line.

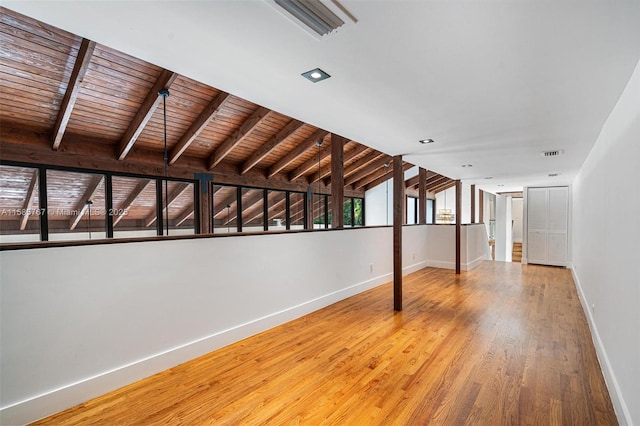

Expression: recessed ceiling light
xmin=548 ymin=173 xmax=559 ymax=177
xmin=419 ymin=139 xmax=434 ymax=144
xmin=485 ymin=177 xmax=493 ymax=179
xmin=302 ymin=68 xmax=331 ymax=82
xmin=461 ymin=164 xmax=472 ymax=168
xmin=497 ymin=184 xmax=505 ymax=187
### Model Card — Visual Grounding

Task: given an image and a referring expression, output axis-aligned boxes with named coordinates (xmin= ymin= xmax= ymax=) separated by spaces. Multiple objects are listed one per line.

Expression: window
xmin=161 ymin=180 xmax=196 ymax=235
xmin=212 ymin=184 xmax=237 ymax=233
xmin=344 ymin=198 xmax=353 ymax=226
xmin=407 ymin=196 xmax=417 ymax=225
xmin=241 ymin=188 xmax=265 ymax=233
xmin=267 ymin=190 xmax=287 ymax=231
xmin=353 ymin=198 xmax=364 ymax=226
xmin=289 ymin=191 xmax=306 ymax=230
xmin=112 ymin=176 xmax=156 ymax=238
xmin=0 ymin=165 xmax=41 ymax=243
xmin=47 ymin=170 xmax=107 ymax=241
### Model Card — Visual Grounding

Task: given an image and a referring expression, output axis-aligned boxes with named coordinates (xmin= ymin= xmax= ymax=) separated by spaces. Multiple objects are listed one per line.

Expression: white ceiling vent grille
xmin=541 ymin=149 xmax=564 ymax=158
xmin=268 ymin=0 xmax=357 ymax=38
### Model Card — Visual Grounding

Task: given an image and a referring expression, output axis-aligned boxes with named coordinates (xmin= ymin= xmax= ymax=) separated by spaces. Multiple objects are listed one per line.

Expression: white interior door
xmin=526 ymin=186 xmax=568 ymax=266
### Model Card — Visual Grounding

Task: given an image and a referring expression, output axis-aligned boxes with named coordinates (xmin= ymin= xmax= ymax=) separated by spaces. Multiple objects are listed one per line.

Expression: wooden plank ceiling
xmin=0 ymin=8 xmax=454 ymax=233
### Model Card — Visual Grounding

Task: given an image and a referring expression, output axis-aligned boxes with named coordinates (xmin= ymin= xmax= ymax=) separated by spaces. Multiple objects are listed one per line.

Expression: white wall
xmin=495 ymin=194 xmax=512 ymax=262
xmin=365 ymin=179 xmax=392 ymax=226
xmin=511 ymin=198 xmax=523 ymax=243
xmin=483 ymin=192 xmax=496 ymax=239
xmin=0 ymin=226 xmax=430 ymax=424
xmin=425 ymin=224 xmax=490 ymax=270
xmin=571 ymin=59 xmax=640 ymax=426
xmin=461 ymin=183 xmax=471 ymax=224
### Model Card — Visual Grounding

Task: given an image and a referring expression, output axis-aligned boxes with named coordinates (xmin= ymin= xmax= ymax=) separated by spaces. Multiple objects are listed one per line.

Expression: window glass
xmin=344 ymin=198 xmax=353 ymax=227
xmin=407 ymin=196 xmax=417 ymax=224
xmin=267 ymin=190 xmax=287 ymax=231
xmin=241 ymin=188 xmax=264 ymax=233
xmin=354 ymin=198 xmax=364 ymax=226
xmin=212 ymin=184 xmax=237 ymax=233
xmin=112 ymin=176 xmax=156 ymax=238
xmin=164 ymin=180 xmax=196 ymax=235
xmin=289 ymin=192 xmax=305 ymax=230
xmin=47 ymin=170 xmax=106 ymax=241
xmin=0 ymin=165 xmax=41 ymax=243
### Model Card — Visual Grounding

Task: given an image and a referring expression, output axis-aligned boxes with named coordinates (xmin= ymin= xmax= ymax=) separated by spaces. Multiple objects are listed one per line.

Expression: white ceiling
xmin=5 ymin=1 xmax=640 ymax=193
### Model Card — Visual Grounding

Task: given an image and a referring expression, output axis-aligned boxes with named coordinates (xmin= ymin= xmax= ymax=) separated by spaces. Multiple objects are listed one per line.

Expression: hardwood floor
xmin=33 ymin=262 xmax=616 ymax=425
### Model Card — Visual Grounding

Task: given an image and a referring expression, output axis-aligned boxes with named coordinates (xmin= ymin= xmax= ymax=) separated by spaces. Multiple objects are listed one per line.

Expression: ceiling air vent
xmin=269 ymin=0 xmax=357 ymax=38
xmin=541 ymin=149 xmax=564 ymax=158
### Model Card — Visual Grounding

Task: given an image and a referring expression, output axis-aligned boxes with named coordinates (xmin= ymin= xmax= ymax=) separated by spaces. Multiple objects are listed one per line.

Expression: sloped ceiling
xmin=5 ymin=0 xmax=640 ymax=192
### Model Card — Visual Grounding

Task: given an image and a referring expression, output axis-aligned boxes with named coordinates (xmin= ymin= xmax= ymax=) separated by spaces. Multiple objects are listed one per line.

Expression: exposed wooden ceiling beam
xmin=427 ymin=175 xmax=449 ymax=190
xmin=267 ymin=128 xmax=328 ymax=178
xmin=145 ymin=182 xmax=190 ymax=227
xmin=343 ymin=149 xmax=379 ymax=179
xmin=289 ymin=142 xmax=332 ymax=181
xmin=169 ymin=91 xmax=231 ymax=165
xmin=431 ymin=180 xmax=456 ymax=194
xmin=362 ymin=162 xmax=413 ymax=191
xmin=314 ymin=144 xmax=371 ymax=185
xmin=405 ymin=174 xmax=420 ymax=189
xmin=51 ymin=38 xmax=96 ymax=150
xmin=69 ymin=175 xmax=104 ymax=230
xmin=207 ymin=106 xmax=271 ymax=169
xmin=308 ymin=160 xmax=333 ymax=185
xmin=19 ymin=170 xmax=38 ymax=231
xmin=241 ymin=119 xmax=304 ymax=175
xmin=112 ymin=179 xmax=152 ymax=227
xmin=3 ymin=125 xmax=365 ymax=199
xmin=344 ymin=155 xmax=392 ymax=187
xmin=118 ymin=69 xmax=179 ymax=160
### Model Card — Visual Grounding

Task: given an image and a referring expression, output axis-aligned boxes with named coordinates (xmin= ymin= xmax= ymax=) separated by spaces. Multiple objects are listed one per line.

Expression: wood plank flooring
xmin=33 ymin=262 xmax=617 ymax=425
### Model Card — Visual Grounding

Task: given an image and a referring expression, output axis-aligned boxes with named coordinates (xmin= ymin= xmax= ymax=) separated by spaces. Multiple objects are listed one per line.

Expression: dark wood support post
xmin=393 ymin=155 xmax=404 ymax=310
xmin=471 ymin=184 xmax=476 ymax=224
xmin=330 ymin=134 xmax=345 ymax=229
xmin=455 ymin=179 xmax=462 ymax=274
xmin=418 ymin=167 xmax=427 ymax=225
xmin=195 ymin=173 xmax=213 ymax=234
xmin=479 ymin=189 xmax=484 ymax=223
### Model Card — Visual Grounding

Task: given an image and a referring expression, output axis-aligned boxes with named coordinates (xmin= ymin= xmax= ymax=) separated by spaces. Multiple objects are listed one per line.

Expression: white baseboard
xmin=403 ymin=260 xmax=427 ymax=275
xmin=425 ymin=257 xmax=485 ymax=271
xmin=569 ymin=264 xmax=631 ymax=426
xmin=463 ymin=255 xmax=485 ymax=271
xmin=0 ymin=273 xmax=393 ymax=426
xmin=426 ymin=259 xmax=455 ymax=270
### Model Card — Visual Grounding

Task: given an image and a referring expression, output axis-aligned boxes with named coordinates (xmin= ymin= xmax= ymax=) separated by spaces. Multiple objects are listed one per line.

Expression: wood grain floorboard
xmin=32 ymin=262 xmax=617 ymax=425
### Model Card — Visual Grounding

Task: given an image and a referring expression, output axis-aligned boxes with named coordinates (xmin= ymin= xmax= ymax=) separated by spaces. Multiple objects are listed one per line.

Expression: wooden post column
xmin=393 ymin=155 xmax=404 ymax=310
xmin=330 ymin=134 xmax=346 ymax=229
xmin=479 ymin=189 xmax=484 ymax=223
xmin=418 ymin=168 xmax=427 ymax=225
xmin=195 ymin=173 xmax=213 ymax=234
xmin=455 ymin=179 xmax=462 ymax=274
xmin=471 ymin=184 xmax=476 ymax=224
